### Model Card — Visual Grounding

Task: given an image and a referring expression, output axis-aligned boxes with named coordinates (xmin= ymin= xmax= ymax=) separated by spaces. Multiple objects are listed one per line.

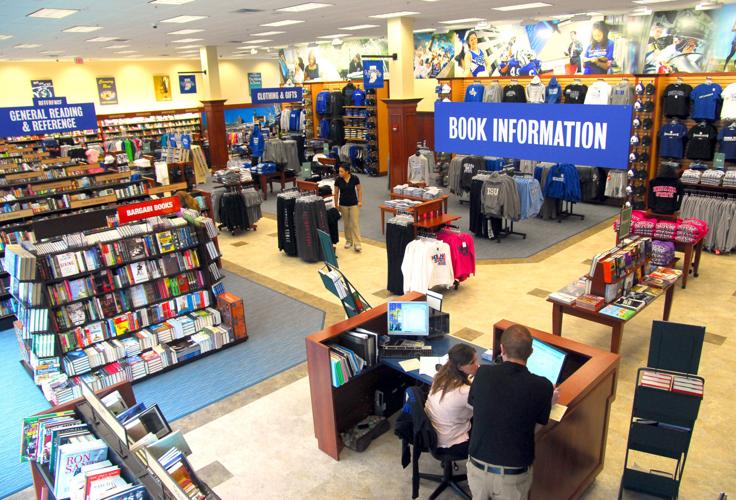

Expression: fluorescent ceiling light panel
xmin=260 ymin=19 xmax=304 ymax=27
xmin=439 ymin=17 xmax=484 ymax=24
xmin=172 ymin=38 xmax=203 ymax=43
xmin=167 ymin=29 xmax=204 ymax=35
xmin=41 ymin=50 xmax=64 ymax=54
xmin=633 ymin=0 xmax=674 ymax=3
xmin=86 ymin=36 xmax=120 ymax=42
xmin=160 ymin=15 xmax=208 ymax=23
xmin=340 ymin=24 xmax=379 ymax=30
xmin=27 ymin=8 xmax=79 ymax=19
xmin=116 ymin=50 xmax=138 ymax=54
xmin=0 ymin=35 xmax=13 ymax=40
xmin=15 ymin=44 xmax=41 ymax=48
xmin=245 ymin=39 xmax=271 ymax=43
xmin=106 ymin=44 xmax=130 ymax=49
xmin=150 ymin=0 xmax=196 ymax=4
xmin=237 ymin=46 xmax=261 ymax=50
xmin=63 ymin=26 xmax=102 ymax=33
xmin=370 ymin=11 xmax=420 ymax=18
xmin=317 ymin=34 xmax=347 ymax=39
xmin=493 ymin=2 xmax=551 ymax=11
xmin=277 ymin=3 xmax=331 ymax=12
xmin=413 ymin=28 xmax=436 ymax=33
xmin=251 ymin=31 xmax=285 ymax=36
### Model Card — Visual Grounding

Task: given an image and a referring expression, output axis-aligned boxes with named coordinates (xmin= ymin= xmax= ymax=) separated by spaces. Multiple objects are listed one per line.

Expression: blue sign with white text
xmin=434 ymin=102 xmax=633 ymax=169
xmin=0 ymin=99 xmax=98 ymax=138
xmin=362 ymin=60 xmax=384 ymax=90
xmin=250 ymin=87 xmax=303 ymax=105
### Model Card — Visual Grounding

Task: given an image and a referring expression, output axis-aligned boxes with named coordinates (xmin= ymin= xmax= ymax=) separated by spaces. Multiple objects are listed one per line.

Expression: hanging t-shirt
xmin=718 ymin=125 xmax=736 ymax=161
xmin=686 ymin=123 xmax=718 ymax=160
xmin=720 ymin=83 xmax=736 ymax=120
xmin=465 ymin=83 xmax=485 ymax=102
xmin=407 ymin=154 xmax=430 ymax=184
xmin=648 ymin=177 xmax=684 ymax=215
xmin=563 ymin=84 xmax=587 ymax=104
xmin=658 ymin=122 xmax=687 ymax=159
xmin=352 ymin=89 xmax=366 ymax=106
xmin=502 ymin=84 xmax=526 ymax=103
xmin=690 ymin=83 xmax=722 ymax=121
xmin=662 ymin=83 xmax=693 ymax=118
xmin=584 ymin=81 xmax=612 ymax=105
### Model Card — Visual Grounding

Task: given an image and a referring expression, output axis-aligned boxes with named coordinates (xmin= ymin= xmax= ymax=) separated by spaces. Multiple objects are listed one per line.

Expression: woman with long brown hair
xmin=425 ymin=344 xmax=479 ymax=455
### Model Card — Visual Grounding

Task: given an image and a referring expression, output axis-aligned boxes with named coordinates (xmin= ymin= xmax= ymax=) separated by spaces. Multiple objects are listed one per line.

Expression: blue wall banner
xmin=250 ymin=87 xmax=303 ymax=105
xmin=362 ymin=60 xmax=385 ymax=89
xmin=179 ymin=75 xmax=197 ymax=94
xmin=434 ymin=102 xmax=633 ymax=169
xmin=248 ymin=72 xmax=263 ymax=90
xmin=0 ymin=100 xmax=98 ymax=137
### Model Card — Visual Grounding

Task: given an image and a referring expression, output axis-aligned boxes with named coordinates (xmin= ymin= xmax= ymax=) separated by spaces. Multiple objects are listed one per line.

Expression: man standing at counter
xmin=467 ymin=325 xmax=557 ymax=499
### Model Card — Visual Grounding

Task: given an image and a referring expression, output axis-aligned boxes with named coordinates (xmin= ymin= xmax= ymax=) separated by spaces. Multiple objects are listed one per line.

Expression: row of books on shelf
xmin=329 ymin=329 xmax=378 ymax=388
xmin=639 ymin=369 xmax=704 ymax=397
xmin=589 ymin=236 xmax=652 ymax=284
xmin=0 ymin=228 xmax=34 ymax=253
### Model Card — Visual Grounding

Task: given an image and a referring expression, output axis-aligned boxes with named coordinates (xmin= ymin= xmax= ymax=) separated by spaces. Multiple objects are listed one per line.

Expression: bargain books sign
xmin=434 ymin=102 xmax=633 ymax=169
xmin=117 ymin=197 xmax=181 ymax=223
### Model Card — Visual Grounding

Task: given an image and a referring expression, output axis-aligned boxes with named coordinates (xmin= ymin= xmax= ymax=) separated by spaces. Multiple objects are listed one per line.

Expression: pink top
xmin=436 ymin=229 xmax=476 ymax=282
xmin=425 ymin=384 xmax=472 ymax=448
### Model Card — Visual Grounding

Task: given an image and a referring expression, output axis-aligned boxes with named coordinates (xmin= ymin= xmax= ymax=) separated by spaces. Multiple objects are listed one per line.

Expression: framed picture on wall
xmin=154 ymin=75 xmax=172 ymax=101
xmin=96 ymin=77 xmax=118 ymax=105
xmin=31 ymin=79 xmax=54 ymax=98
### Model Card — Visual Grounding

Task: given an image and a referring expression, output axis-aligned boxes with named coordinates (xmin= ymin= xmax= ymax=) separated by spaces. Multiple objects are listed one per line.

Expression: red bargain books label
xmin=117 ymin=196 xmax=181 ymax=223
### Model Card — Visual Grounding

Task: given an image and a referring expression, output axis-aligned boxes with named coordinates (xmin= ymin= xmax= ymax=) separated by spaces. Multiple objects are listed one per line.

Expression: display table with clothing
xmin=305 ymin=294 xmax=619 ymax=500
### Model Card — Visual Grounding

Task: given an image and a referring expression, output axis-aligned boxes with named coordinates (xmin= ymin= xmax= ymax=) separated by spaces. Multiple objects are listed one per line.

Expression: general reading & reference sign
xmin=0 ymin=98 xmax=97 ymax=138
xmin=117 ymin=197 xmax=181 ymax=224
xmin=434 ymin=102 xmax=633 ymax=169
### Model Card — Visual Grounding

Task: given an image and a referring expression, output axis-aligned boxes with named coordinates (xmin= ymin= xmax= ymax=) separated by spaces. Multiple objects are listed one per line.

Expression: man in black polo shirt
xmin=467 ymin=325 xmax=557 ymax=499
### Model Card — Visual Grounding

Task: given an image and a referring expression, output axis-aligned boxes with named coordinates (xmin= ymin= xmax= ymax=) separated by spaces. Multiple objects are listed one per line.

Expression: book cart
xmin=6 ymin=202 xmax=246 ymax=405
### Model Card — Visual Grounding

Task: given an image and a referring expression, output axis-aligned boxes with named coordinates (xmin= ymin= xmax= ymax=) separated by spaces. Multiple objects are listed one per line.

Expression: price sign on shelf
xmin=117 ymin=196 xmax=181 ymax=223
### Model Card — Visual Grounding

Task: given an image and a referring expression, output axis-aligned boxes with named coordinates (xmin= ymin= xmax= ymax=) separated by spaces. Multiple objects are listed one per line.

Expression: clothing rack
xmin=557 ymin=200 xmax=585 ymax=222
xmin=491 ymin=167 xmax=529 ymax=242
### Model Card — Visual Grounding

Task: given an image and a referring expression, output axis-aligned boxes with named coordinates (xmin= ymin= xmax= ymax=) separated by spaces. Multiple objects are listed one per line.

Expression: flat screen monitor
xmin=527 ymin=338 xmax=567 ymax=385
xmin=387 ymin=301 xmax=429 ymax=337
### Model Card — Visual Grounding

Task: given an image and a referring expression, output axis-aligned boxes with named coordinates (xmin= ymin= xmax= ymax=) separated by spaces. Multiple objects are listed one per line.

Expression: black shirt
xmin=335 ymin=174 xmax=360 ymax=206
xmin=468 ymin=362 xmax=553 ymax=467
xmin=662 ymin=83 xmax=693 ymax=118
xmin=502 ymin=84 xmax=527 ymax=103
xmin=686 ymin=123 xmax=718 ymax=160
xmin=648 ymin=177 xmax=684 ymax=214
xmin=564 ymin=84 xmax=588 ymax=104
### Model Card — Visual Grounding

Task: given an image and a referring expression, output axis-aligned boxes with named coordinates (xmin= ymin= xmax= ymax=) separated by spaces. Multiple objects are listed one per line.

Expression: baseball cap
xmin=642 ymin=136 xmax=652 ymax=147
xmin=632 ymin=118 xmax=641 ymax=129
xmin=635 ymin=82 xmax=645 ymax=95
xmin=639 ymin=152 xmax=650 ymax=163
xmin=643 ymin=118 xmax=653 ymax=130
xmin=643 ymin=101 xmax=655 ymax=113
xmin=630 ymin=135 xmax=640 ymax=146
xmin=645 ymin=83 xmax=656 ymax=95
xmin=634 ymin=100 xmax=643 ymax=112
xmin=628 ymin=169 xmax=635 ymax=178
xmin=441 ymin=84 xmax=452 ymax=94
xmin=629 ymin=152 xmax=639 ymax=163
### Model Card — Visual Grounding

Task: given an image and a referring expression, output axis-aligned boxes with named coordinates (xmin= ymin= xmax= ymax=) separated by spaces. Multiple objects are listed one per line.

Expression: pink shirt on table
xmin=425 ymin=384 xmax=473 ymax=448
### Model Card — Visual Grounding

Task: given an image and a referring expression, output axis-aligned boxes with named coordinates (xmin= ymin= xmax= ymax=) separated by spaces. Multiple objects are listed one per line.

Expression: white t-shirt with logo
xmin=721 ymin=83 xmax=736 ymax=121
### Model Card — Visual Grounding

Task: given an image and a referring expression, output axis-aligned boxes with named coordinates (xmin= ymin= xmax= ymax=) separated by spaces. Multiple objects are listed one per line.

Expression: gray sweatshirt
xmin=483 ymin=82 xmax=503 ymax=103
xmin=610 ymin=82 xmax=634 ymax=105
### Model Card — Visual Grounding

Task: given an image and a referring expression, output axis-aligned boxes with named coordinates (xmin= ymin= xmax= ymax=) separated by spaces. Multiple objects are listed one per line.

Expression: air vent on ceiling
xmin=233 ymin=8 xmax=263 ymax=13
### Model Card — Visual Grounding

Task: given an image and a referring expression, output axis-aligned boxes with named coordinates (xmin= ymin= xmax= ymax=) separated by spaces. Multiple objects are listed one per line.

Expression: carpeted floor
xmin=0 ymin=273 xmax=325 ymax=498
xmin=260 ymin=174 xmax=620 ymax=260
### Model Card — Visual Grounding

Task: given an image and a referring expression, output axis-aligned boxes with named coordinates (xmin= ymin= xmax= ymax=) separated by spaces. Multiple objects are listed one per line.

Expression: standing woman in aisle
xmin=334 ymin=164 xmax=363 ymax=252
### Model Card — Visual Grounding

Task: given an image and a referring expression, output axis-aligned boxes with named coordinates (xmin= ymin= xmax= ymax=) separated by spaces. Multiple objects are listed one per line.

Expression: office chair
xmin=397 ymin=386 xmax=471 ymax=500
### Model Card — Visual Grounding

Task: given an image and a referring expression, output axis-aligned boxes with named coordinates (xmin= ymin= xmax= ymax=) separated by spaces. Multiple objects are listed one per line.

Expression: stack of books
xmin=150 ymin=322 xmax=174 ymax=344
xmin=136 ymin=329 xmax=158 ymax=351
xmin=31 ymin=333 xmax=56 ymax=358
xmin=329 ymin=344 xmax=366 ymax=388
xmin=168 ymin=315 xmax=196 ymax=340
xmin=548 ymin=278 xmax=589 ymax=305
xmin=642 ymin=267 xmax=682 ymax=288
xmin=589 ymin=236 xmax=651 ymax=283
xmin=64 ymin=350 xmax=91 ymax=376
xmin=640 ymin=370 xmax=704 ymax=397
xmin=158 ymin=447 xmax=205 ymax=499
xmin=4 ymin=244 xmax=36 ymax=280
xmin=128 ymin=355 xmax=147 ymax=380
xmin=574 ymin=294 xmax=605 ymax=312
xmin=141 ymin=350 xmax=164 ymax=374
xmin=598 ymin=304 xmax=637 ymax=320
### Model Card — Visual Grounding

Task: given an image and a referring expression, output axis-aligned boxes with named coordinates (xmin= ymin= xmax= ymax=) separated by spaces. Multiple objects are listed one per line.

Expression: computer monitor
xmin=387 ymin=301 xmax=429 ymax=337
xmin=527 ymin=338 xmax=567 ymax=385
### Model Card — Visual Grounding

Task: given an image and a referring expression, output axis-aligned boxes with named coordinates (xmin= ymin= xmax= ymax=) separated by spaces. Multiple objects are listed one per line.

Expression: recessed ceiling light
xmin=438 ymin=17 xmax=484 ymax=24
xmin=27 ymin=8 xmax=79 ymax=19
xmin=317 ymin=34 xmax=348 ymax=39
xmin=87 ymin=36 xmax=120 ymax=42
xmin=276 ymin=3 xmax=331 ymax=12
xmin=167 ymin=29 xmax=204 ymax=35
xmin=0 ymin=35 xmax=13 ymax=40
xmin=15 ymin=44 xmax=41 ymax=48
xmin=492 ymin=2 xmax=551 ymax=11
xmin=106 ymin=44 xmax=130 ymax=49
xmin=63 ymin=26 xmax=102 ymax=33
xmin=340 ymin=24 xmax=379 ymax=30
xmin=149 ymin=0 xmax=196 ymax=4
xmin=370 ymin=11 xmax=420 ymax=18
xmin=251 ymin=31 xmax=285 ymax=36
xmin=116 ymin=50 xmax=138 ymax=54
xmin=260 ymin=19 xmax=304 ymax=27
xmin=172 ymin=38 xmax=203 ymax=43
xmin=245 ymin=39 xmax=272 ymax=44
xmin=160 ymin=15 xmax=208 ymax=23
xmin=413 ymin=28 xmax=436 ymax=33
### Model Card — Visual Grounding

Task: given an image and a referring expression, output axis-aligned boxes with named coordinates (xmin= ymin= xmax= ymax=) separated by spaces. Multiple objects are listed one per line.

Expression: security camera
xmin=152 ymin=23 xmax=158 ymax=29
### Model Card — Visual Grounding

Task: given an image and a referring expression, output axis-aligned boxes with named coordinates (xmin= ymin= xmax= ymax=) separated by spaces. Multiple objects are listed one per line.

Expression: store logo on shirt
xmin=436 ymin=102 xmax=632 ymax=169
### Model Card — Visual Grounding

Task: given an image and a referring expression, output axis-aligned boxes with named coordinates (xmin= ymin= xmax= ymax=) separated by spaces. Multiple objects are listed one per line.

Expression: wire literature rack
xmin=316 ymin=229 xmax=370 ymax=318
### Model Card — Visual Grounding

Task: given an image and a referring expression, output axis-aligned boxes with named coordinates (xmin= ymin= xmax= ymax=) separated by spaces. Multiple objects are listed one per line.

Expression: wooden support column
xmin=383 ymin=98 xmax=422 ymax=189
xmin=201 ymin=99 xmax=227 ymax=171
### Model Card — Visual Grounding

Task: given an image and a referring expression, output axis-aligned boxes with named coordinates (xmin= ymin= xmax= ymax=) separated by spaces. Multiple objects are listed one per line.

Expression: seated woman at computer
xmin=425 ymin=344 xmax=479 ymax=455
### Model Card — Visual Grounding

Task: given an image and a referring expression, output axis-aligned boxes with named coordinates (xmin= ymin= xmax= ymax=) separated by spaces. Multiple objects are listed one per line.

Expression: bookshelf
xmin=6 ymin=211 xmax=244 ymax=405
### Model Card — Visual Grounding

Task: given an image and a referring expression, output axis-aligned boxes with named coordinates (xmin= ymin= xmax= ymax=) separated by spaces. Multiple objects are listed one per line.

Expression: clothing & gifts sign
xmin=250 ymin=87 xmax=303 ymax=104
xmin=435 ymin=102 xmax=633 ymax=169
xmin=0 ymin=97 xmax=98 ymax=137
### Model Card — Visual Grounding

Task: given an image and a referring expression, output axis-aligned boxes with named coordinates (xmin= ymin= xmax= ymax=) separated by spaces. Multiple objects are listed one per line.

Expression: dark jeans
xmin=438 ymin=440 xmax=469 ymax=458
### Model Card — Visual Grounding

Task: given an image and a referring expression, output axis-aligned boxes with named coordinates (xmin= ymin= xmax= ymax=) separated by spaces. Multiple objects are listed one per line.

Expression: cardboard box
xmin=217 ymin=292 xmax=247 ymax=339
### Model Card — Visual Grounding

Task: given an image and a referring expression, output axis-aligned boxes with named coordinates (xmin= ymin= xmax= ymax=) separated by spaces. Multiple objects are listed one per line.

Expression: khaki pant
xmin=467 ymin=458 xmax=533 ymax=500
xmin=339 ymin=205 xmax=361 ymax=248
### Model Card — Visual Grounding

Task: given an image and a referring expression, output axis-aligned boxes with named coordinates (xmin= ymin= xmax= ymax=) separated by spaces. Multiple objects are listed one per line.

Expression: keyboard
xmin=380 ymin=344 xmax=433 ymax=359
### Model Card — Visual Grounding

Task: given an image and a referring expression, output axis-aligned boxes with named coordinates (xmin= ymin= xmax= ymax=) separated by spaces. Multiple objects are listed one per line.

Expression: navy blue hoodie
xmin=545 ymin=77 xmax=561 ymax=104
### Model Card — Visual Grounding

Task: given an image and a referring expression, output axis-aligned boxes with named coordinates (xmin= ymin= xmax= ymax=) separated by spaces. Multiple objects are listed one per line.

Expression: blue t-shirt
xmin=249 ymin=126 xmax=264 ymax=157
xmin=352 ymin=89 xmax=366 ymax=106
xmin=690 ymin=83 xmax=722 ymax=121
xmin=465 ymin=83 xmax=485 ymax=102
xmin=583 ymin=40 xmax=614 ymax=75
xmin=658 ymin=122 xmax=688 ymax=159
xmin=718 ymin=126 xmax=736 ymax=161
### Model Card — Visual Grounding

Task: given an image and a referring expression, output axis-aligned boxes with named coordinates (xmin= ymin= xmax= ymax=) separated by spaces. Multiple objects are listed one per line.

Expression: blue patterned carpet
xmin=0 ymin=273 xmax=324 ymax=497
